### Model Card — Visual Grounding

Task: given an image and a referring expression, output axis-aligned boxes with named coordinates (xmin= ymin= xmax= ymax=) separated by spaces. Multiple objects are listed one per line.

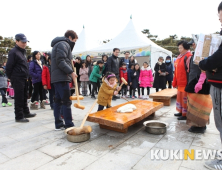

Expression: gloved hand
xmin=195 ymin=72 xmax=206 ymax=93
xmin=138 ymin=81 xmax=141 ymax=84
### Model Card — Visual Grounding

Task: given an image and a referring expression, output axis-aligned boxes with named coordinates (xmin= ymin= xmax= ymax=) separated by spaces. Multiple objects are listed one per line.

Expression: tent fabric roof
xmin=72 ymin=26 xmax=100 ymax=55
xmin=88 ymin=19 xmax=172 ymax=55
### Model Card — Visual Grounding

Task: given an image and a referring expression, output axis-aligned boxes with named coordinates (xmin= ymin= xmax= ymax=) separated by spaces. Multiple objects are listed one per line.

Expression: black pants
xmin=88 ymin=83 xmax=92 ymax=94
xmin=97 ymin=104 xmax=111 ymax=111
xmin=31 ymin=82 xmax=43 ymax=103
xmin=121 ymin=84 xmax=127 ymax=96
xmin=0 ymin=88 xmax=7 ymax=103
xmin=92 ymin=81 xmax=100 ymax=97
xmin=167 ymin=81 xmax=172 ymax=88
xmin=137 ymin=86 xmax=141 ymax=96
xmin=28 ymin=78 xmax=33 ymax=98
xmin=42 ymin=89 xmax=47 ymax=100
xmin=142 ymin=87 xmax=150 ymax=95
xmin=49 ymin=84 xmax=55 ymax=109
xmin=11 ymin=77 xmax=30 ymax=120
xmin=129 ymin=86 xmax=136 ymax=96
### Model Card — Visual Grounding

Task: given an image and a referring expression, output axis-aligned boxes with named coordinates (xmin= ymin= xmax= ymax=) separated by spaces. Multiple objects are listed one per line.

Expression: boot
xmin=174 ymin=113 xmax=182 ymax=117
xmin=30 ymin=102 xmax=38 ymax=110
xmin=177 ymin=116 xmax=187 ymax=120
xmin=40 ymin=102 xmax=46 ymax=109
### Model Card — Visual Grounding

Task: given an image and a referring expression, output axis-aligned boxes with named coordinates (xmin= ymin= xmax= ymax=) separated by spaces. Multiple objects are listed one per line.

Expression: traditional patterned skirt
xmin=186 ymin=93 xmax=212 ymax=127
xmin=176 ymin=91 xmax=187 ymax=116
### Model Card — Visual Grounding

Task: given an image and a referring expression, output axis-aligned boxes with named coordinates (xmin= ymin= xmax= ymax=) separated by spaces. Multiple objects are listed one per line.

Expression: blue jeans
xmin=53 ymin=82 xmax=74 ymax=129
xmin=49 ymin=84 xmax=54 ymax=109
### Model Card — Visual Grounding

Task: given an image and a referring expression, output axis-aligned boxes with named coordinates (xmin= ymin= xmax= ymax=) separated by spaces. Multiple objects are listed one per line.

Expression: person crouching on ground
xmin=119 ymin=62 xmax=128 ymax=98
xmin=89 ymin=60 xmax=104 ymax=99
xmin=0 ymin=66 xmax=12 ymax=107
xmin=42 ymin=56 xmax=54 ymax=110
xmin=97 ymin=72 xmax=121 ymax=111
xmin=29 ymin=51 xmax=45 ymax=110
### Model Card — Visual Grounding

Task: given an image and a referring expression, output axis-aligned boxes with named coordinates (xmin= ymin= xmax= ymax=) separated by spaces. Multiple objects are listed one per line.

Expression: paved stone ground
xmin=0 ymin=88 xmax=219 ymax=170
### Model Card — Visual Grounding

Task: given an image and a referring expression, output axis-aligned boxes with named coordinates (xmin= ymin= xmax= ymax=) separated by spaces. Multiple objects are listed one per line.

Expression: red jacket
xmin=173 ymin=52 xmax=192 ymax=88
xmin=119 ymin=67 xmax=128 ymax=84
xmin=42 ymin=65 xmax=51 ymax=89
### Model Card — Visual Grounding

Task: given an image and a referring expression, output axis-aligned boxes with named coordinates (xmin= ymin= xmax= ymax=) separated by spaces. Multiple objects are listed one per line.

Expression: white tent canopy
xmin=88 ymin=18 xmax=172 ymax=69
xmin=72 ymin=26 xmax=100 ymax=56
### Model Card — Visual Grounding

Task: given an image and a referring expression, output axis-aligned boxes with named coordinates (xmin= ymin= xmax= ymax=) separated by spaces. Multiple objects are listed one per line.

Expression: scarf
xmin=177 ymin=51 xmax=190 ymax=59
xmin=36 ymin=60 xmax=42 ymax=69
xmin=104 ymin=78 xmax=116 ymax=88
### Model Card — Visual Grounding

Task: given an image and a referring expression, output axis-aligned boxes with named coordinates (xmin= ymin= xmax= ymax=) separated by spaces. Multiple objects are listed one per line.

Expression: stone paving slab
xmin=0 ymin=88 xmax=220 ymax=170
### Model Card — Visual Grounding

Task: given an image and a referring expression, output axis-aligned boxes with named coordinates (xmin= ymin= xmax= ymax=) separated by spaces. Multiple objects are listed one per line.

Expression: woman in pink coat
xmin=139 ymin=62 xmax=153 ymax=99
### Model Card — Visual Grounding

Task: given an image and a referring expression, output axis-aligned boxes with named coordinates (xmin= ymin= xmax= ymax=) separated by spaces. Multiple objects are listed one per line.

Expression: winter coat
xmin=86 ymin=62 xmax=93 ymax=78
xmin=102 ymin=62 xmax=108 ymax=77
xmin=199 ymin=43 xmax=222 ymax=88
xmin=107 ymin=54 xmax=120 ymax=76
xmin=188 ymin=54 xmax=201 ymax=84
xmin=79 ymin=67 xmax=89 ymax=81
xmin=89 ymin=65 xmax=104 ymax=83
xmin=0 ymin=70 xmax=7 ymax=89
xmin=166 ymin=62 xmax=173 ymax=82
xmin=139 ymin=66 xmax=153 ymax=88
xmin=127 ymin=69 xmax=136 ymax=89
xmin=29 ymin=60 xmax=43 ymax=84
xmin=97 ymin=78 xmax=118 ymax=107
xmin=51 ymin=37 xmax=74 ymax=83
xmin=172 ymin=52 xmax=192 ymax=88
xmin=6 ymin=45 xmax=29 ymax=79
xmin=119 ymin=67 xmax=128 ymax=84
xmin=42 ymin=65 xmax=51 ymax=89
xmin=153 ymin=63 xmax=167 ymax=89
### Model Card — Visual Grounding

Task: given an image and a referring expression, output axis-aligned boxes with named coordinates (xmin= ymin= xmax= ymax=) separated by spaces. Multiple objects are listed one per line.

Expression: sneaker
xmin=7 ymin=102 xmax=12 ymax=106
xmin=121 ymin=96 xmax=124 ymax=98
xmin=130 ymin=95 xmax=132 ymax=98
xmin=35 ymin=102 xmax=39 ymax=105
xmin=146 ymin=95 xmax=149 ymax=99
xmin=139 ymin=96 xmax=142 ymax=99
xmin=2 ymin=103 xmax=6 ymax=107
xmin=91 ymin=96 xmax=96 ymax=99
xmin=43 ymin=100 xmax=50 ymax=105
xmin=134 ymin=96 xmax=137 ymax=98
xmin=55 ymin=125 xmax=65 ymax=131
xmin=132 ymin=96 xmax=135 ymax=99
xmin=126 ymin=95 xmax=130 ymax=98
xmin=204 ymin=159 xmax=222 ymax=170
xmin=40 ymin=102 xmax=46 ymax=109
xmin=30 ymin=102 xmax=38 ymax=110
xmin=142 ymin=95 xmax=146 ymax=99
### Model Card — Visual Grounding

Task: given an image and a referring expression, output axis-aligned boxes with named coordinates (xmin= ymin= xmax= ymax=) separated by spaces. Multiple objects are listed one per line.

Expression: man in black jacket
xmin=107 ymin=48 xmax=120 ymax=100
xmin=6 ymin=34 xmax=36 ymax=123
xmin=199 ymin=2 xmax=222 ymax=169
xmin=51 ymin=30 xmax=78 ymax=130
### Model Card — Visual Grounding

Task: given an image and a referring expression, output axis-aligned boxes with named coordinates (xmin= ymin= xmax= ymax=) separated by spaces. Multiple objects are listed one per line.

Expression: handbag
xmin=159 ymin=66 xmax=166 ymax=76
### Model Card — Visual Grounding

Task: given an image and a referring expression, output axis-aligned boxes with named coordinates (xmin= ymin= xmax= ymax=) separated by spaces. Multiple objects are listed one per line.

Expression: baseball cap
xmin=15 ymin=33 xmax=29 ymax=42
xmin=187 ymin=39 xmax=194 ymax=45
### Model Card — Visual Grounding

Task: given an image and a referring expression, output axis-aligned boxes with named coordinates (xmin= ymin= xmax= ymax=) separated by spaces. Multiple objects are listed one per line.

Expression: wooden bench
xmin=149 ymin=89 xmax=177 ymax=106
xmin=86 ymin=100 xmax=163 ymax=133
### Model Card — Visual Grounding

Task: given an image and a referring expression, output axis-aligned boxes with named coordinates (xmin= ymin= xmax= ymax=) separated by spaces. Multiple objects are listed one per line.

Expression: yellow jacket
xmin=97 ymin=78 xmax=118 ymax=107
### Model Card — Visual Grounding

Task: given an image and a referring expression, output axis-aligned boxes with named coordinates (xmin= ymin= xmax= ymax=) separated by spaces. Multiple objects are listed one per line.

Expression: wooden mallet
xmin=71 ymin=61 xmax=85 ymax=110
xmin=118 ymin=77 xmax=128 ymax=90
xmin=66 ymin=99 xmax=98 ymax=136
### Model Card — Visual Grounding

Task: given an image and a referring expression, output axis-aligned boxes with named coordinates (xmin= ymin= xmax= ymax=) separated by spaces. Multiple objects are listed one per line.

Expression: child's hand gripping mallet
xmin=71 ymin=61 xmax=85 ymax=110
xmin=118 ymin=77 xmax=128 ymax=91
xmin=65 ymin=99 xmax=98 ymax=136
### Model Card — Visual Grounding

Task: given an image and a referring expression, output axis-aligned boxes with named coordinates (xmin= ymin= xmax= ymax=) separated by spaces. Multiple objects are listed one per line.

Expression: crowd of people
xmin=2 ymin=2 xmax=222 ymax=168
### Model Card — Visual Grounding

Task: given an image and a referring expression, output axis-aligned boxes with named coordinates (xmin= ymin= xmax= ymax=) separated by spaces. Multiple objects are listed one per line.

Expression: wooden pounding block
xmin=87 ymin=100 xmax=163 ymax=133
xmin=149 ymin=89 xmax=177 ymax=106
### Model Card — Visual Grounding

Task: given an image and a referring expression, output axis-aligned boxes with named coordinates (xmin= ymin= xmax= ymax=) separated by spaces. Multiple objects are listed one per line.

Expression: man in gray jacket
xmin=51 ymin=30 xmax=78 ymax=130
